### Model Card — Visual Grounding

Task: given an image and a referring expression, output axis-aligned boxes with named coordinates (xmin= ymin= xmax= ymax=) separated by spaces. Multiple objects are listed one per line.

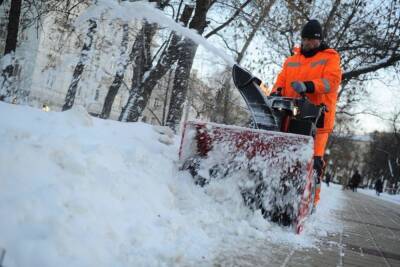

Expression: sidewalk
xmin=214 ymin=188 xmax=400 ymax=267
xmin=358 ymin=188 xmax=400 ymax=205
xmin=290 ymin=190 xmax=400 ymax=267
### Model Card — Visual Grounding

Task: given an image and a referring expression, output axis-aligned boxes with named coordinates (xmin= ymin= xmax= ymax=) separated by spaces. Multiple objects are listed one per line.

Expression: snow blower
xmin=179 ymin=64 xmax=326 ymax=233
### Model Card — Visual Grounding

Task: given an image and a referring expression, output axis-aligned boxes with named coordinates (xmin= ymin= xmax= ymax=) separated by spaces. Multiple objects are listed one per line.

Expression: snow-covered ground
xmin=0 ymin=102 xmax=344 ymax=266
xmin=359 ymin=188 xmax=400 ymax=205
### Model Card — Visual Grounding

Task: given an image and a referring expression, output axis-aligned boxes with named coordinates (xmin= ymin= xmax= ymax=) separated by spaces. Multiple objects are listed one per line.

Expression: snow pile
xmin=359 ymin=188 xmax=400 ymax=205
xmin=0 ymin=102 xmax=343 ymax=266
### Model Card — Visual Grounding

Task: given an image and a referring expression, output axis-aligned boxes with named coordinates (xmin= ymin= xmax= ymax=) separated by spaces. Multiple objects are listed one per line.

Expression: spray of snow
xmin=76 ymin=0 xmax=236 ymax=67
xmin=0 ymin=52 xmax=15 ymax=68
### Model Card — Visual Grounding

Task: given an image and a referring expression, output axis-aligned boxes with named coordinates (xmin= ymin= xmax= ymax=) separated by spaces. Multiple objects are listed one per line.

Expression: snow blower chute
xmin=179 ymin=64 xmax=325 ymax=233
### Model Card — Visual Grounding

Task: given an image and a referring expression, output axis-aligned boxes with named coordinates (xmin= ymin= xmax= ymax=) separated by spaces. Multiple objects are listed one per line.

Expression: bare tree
xmin=0 ymin=0 xmax=22 ymax=100
xmin=119 ymin=4 xmax=194 ymax=122
xmin=363 ymin=129 xmax=400 ymax=190
xmin=99 ymin=23 xmax=130 ymax=118
xmin=165 ymin=0 xmax=213 ymax=131
xmin=100 ymin=0 xmax=170 ymax=119
xmin=1 ymin=0 xmax=91 ymax=102
xmin=323 ymin=114 xmax=361 ymax=186
xmin=62 ymin=19 xmax=97 ymax=111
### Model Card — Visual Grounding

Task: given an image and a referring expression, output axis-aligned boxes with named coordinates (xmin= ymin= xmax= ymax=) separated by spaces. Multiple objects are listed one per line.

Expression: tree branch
xmin=336 ymin=110 xmax=385 ymax=119
xmin=146 ymin=107 xmax=162 ymax=125
xmin=342 ymin=54 xmax=400 ymax=81
xmin=333 ymin=1 xmax=359 ymax=49
xmin=204 ymin=0 xmax=252 ymax=39
xmin=323 ymin=0 xmax=341 ymax=41
xmin=236 ymin=0 xmax=276 ymax=63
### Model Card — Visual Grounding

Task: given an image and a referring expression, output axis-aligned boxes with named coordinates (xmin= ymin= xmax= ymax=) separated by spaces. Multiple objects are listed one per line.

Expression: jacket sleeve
xmin=309 ymin=53 xmax=342 ymax=94
xmin=272 ymin=60 xmax=287 ymax=93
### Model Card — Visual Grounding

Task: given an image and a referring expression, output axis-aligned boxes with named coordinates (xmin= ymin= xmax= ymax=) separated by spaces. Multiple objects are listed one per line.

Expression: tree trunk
xmin=118 ymin=21 xmax=160 ymax=121
xmin=162 ymin=69 xmax=173 ymax=125
xmin=163 ymin=0 xmax=211 ymax=131
xmin=4 ymin=0 xmax=21 ymax=56
xmin=0 ymin=0 xmax=22 ymax=100
xmin=100 ymin=23 xmax=130 ymax=119
xmin=62 ymin=19 xmax=97 ymax=111
xmin=119 ymin=4 xmax=194 ymax=122
xmin=119 ymin=32 xmax=179 ymax=122
xmin=100 ymin=0 xmax=170 ymax=119
xmin=165 ymin=39 xmax=198 ymax=131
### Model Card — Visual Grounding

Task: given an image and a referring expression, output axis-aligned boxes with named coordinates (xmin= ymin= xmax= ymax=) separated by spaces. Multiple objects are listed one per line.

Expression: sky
xmin=355 ymin=73 xmax=400 ymax=134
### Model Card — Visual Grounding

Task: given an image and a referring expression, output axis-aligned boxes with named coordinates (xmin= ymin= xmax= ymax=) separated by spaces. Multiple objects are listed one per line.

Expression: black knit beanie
xmin=301 ymin=19 xmax=323 ymax=39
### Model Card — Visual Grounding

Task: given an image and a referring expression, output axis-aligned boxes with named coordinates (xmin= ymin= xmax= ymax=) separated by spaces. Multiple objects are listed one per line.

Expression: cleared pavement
xmin=213 ymin=188 xmax=400 ymax=267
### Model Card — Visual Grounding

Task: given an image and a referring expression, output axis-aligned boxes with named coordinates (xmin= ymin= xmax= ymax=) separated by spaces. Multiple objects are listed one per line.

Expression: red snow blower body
xmin=179 ymin=65 xmax=325 ymax=233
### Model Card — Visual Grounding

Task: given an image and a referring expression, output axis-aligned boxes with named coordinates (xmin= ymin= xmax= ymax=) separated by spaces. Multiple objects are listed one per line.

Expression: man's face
xmin=301 ymin=38 xmax=321 ymax=51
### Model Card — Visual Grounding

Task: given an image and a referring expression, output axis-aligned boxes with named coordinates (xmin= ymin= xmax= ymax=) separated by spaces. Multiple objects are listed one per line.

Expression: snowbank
xmin=359 ymin=188 xmax=400 ymax=205
xmin=0 ymin=102 xmax=343 ymax=266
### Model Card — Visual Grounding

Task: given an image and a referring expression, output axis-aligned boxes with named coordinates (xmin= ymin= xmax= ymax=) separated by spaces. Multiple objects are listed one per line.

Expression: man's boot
xmin=313 ymin=156 xmax=324 ymax=208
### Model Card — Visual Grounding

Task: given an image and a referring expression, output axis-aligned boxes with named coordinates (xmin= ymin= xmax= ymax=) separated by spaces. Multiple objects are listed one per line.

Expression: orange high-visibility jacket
xmin=272 ymin=47 xmax=342 ymax=133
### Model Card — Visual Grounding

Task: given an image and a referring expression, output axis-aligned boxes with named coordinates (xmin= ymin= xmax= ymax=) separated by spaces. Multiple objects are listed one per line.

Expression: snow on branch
xmin=342 ymin=54 xmax=400 ymax=81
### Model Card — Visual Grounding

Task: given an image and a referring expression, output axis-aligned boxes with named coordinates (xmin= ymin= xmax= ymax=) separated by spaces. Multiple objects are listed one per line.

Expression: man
xmin=325 ymin=171 xmax=331 ymax=187
xmin=375 ymin=178 xmax=383 ymax=196
xmin=271 ymin=19 xmax=342 ymax=206
xmin=350 ymin=169 xmax=361 ymax=192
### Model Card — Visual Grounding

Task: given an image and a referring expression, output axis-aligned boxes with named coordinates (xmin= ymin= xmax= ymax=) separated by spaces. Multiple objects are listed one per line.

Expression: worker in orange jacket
xmin=271 ymin=19 xmax=342 ymax=206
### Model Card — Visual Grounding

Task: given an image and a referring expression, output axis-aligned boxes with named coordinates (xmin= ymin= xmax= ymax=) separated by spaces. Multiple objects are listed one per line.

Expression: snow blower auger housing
xmin=179 ymin=64 xmax=325 ymax=234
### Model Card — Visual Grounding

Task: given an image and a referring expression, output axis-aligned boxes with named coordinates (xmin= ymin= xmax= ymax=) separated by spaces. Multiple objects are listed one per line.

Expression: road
xmin=213 ymin=189 xmax=400 ymax=267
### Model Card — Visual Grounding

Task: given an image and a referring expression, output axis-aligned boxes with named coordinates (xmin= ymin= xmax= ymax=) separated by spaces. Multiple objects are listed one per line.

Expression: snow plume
xmin=76 ymin=0 xmax=236 ymax=67
xmin=0 ymin=53 xmax=15 ymax=89
xmin=0 ymin=102 xmax=343 ymax=266
xmin=0 ymin=52 xmax=27 ymax=103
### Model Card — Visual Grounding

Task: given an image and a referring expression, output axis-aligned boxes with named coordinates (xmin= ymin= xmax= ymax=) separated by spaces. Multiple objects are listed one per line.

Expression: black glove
xmin=291 ymin=81 xmax=315 ymax=94
xmin=270 ymin=87 xmax=282 ymax=96
xmin=291 ymin=81 xmax=307 ymax=94
xmin=313 ymin=156 xmax=325 ymax=179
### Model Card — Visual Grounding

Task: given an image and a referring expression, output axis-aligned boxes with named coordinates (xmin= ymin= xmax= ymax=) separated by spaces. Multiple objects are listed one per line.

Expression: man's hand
xmin=313 ymin=156 xmax=325 ymax=178
xmin=291 ymin=81 xmax=307 ymax=94
xmin=270 ymin=91 xmax=281 ymax=96
xmin=270 ymin=87 xmax=282 ymax=96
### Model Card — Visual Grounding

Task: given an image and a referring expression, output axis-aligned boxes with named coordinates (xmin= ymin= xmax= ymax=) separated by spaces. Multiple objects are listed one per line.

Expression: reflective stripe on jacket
xmin=272 ymin=47 xmax=342 ymax=133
